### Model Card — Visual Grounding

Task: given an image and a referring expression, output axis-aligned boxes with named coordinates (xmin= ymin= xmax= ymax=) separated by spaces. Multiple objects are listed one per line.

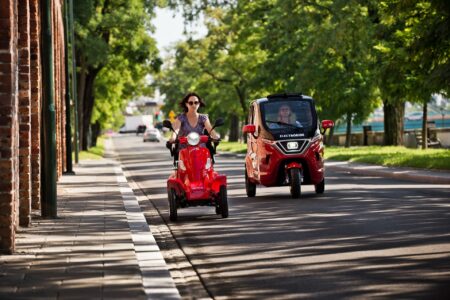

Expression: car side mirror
xmin=321 ymin=120 xmax=334 ymax=134
xmin=321 ymin=120 xmax=334 ymax=129
xmin=242 ymin=124 xmax=256 ymax=134
xmin=162 ymin=120 xmax=173 ymax=131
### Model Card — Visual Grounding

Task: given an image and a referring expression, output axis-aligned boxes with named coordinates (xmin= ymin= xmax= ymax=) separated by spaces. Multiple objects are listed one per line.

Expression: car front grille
xmin=275 ymin=139 xmax=309 ymax=155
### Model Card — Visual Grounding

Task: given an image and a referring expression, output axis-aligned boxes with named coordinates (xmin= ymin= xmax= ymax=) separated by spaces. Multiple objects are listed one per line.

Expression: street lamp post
xmin=63 ymin=0 xmax=75 ymax=175
xmin=41 ymin=0 xmax=57 ymax=218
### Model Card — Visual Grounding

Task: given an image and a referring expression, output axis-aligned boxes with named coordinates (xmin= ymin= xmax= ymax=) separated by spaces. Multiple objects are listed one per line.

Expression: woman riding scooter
xmin=168 ymin=92 xmax=220 ymax=148
xmin=164 ymin=92 xmax=227 ymax=221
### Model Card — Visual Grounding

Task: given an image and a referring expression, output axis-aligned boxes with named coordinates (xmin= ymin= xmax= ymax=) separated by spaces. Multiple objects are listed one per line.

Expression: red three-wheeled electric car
xmin=242 ymin=93 xmax=334 ymax=198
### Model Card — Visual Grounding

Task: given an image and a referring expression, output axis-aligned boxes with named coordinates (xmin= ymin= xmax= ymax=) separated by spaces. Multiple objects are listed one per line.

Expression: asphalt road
xmin=113 ymin=134 xmax=450 ymax=299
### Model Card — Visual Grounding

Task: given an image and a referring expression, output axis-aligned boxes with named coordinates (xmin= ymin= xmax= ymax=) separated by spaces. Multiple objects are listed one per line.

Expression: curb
xmin=105 ymin=139 xmax=181 ymax=300
xmin=326 ymin=161 xmax=450 ymax=185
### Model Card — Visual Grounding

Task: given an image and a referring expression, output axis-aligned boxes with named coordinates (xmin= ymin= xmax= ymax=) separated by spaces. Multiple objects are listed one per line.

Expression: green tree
xmin=381 ymin=0 xmax=450 ymax=147
xmin=371 ymin=0 xmax=448 ymax=145
xmin=74 ymin=0 xmax=160 ymax=149
xmin=157 ymin=0 xmax=449 ymax=146
xmin=155 ymin=5 xmax=268 ymax=141
xmin=249 ymin=0 xmax=379 ymax=146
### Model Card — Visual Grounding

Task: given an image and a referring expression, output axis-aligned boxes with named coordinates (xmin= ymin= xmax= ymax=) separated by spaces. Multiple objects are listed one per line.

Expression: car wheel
xmin=219 ymin=186 xmax=228 ymax=218
xmin=168 ymin=189 xmax=177 ymax=221
xmin=315 ymin=178 xmax=325 ymax=194
xmin=245 ymin=168 xmax=256 ymax=197
xmin=290 ymin=168 xmax=301 ymax=199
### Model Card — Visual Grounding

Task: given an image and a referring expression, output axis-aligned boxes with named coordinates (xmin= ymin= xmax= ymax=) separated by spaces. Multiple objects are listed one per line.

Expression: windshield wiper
xmin=265 ymin=120 xmax=301 ymax=129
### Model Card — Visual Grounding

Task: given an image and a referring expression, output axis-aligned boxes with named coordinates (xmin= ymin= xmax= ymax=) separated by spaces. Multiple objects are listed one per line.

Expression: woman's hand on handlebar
xmin=166 ymin=140 xmax=174 ymax=149
xmin=211 ymin=137 xmax=221 ymax=145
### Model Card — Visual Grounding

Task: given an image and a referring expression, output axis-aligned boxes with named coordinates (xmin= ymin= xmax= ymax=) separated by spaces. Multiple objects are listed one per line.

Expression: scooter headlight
xmin=187 ymin=132 xmax=200 ymax=146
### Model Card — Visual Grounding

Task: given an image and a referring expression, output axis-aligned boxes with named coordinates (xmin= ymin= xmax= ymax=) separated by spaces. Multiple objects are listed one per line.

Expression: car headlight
xmin=287 ymin=141 xmax=299 ymax=150
xmin=187 ymin=132 xmax=200 ymax=146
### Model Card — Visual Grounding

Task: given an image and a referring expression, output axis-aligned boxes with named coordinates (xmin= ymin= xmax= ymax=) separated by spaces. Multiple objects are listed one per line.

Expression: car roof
xmin=253 ymin=93 xmax=314 ymax=105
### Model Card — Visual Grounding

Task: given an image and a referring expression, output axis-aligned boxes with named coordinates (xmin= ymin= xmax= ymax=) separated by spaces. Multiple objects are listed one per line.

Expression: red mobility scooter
xmin=242 ymin=93 xmax=334 ymax=198
xmin=163 ymin=119 xmax=228 ymax=221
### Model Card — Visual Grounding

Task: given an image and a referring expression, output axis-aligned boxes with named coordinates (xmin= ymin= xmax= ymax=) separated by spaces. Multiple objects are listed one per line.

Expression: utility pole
xmin=41 ymin=0 xmax=57 ymax=218
xmin=69 ymin=0 xmax=79 ymax=163
xmin=63 ymin=0 xmax=74 ymax=175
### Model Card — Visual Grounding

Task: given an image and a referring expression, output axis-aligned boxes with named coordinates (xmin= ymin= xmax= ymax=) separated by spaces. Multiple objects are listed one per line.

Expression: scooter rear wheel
xmin=315 ymin=178 xmax=325 ymax=194
xmin=290 ymin=168 xmax=301 ymax=199
xmin=219 ymin=186 xmax=229 ymax=218
xmin=245 ymin=168 xmax=256 ymax=197
xmin=168 ymin=189 xmax=178 ymax=221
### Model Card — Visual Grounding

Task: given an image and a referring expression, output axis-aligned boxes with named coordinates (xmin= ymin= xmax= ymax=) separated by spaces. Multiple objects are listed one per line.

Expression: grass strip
xmin=78 ymin=136 xmax=106 ymax=160
xmin=219 ymin=142 xmax=450 ymax=170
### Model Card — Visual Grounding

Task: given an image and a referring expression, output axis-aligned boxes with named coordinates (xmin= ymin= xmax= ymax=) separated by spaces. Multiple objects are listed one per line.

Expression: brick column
xmin=0 ymin=0 xmax=19 ymax=254
xmin=29 ymin=0 xmax=41 ymax=210
xmin=53 ymin=0 xmax=66 ymax=178
xmin=55 ymin=0 xmax=65 ymax=178
xmin=18 ymin=0 xmax=31 ymax=227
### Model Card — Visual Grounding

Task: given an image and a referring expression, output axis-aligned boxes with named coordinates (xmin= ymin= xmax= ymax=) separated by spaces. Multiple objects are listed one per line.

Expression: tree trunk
xmin=383 ymin=100 xmax=405 ymax=145
xmin=80 ymin=68 xmax=99 ymax=150
xmin=326 ymin=126 xmax=335 ymax=146
xmin=91 ymin=121 xmax=100 ymax=147
xmin=421 ymin=100 xmax=428 ymax=149
xmin=345 ymin=112 xmax=352 ymax=148
xmin=229 ymin=114 xmax=239 ymax=142
xmin=234 ymin=85 xmax=248 ymax=142
xmin=77 ymin=57 xmax=86 ymax=152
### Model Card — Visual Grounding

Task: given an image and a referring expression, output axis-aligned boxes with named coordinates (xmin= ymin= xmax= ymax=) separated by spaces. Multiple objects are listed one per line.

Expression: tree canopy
xmin=153 ymin=0 xmax=448 ymax=144
xmin=72 ymin=0 xmax=449 ymax=146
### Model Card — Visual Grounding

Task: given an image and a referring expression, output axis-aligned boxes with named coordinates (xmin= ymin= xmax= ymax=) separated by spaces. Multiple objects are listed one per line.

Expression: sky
xmin=151 ymin=7 xmax=207 ymax=55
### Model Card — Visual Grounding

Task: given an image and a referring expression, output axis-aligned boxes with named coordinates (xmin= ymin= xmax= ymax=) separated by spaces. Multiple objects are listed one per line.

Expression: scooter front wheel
xmin=219 ymin=186 xmax=229 ymax=218
xmin=168 ymin=189 xmax=178 ymax=221
xmin=290 ymin=168 xmax=301 ymax=199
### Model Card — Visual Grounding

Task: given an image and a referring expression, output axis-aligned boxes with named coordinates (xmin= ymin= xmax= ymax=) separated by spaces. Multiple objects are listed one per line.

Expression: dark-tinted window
xmin=261 ymin=99 xmax=317 ymax=138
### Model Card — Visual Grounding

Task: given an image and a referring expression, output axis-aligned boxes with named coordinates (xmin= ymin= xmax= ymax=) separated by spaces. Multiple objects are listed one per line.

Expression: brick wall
xmin=18 ymin=0 xmax=31 ymax=227
xmin=0 ymin=0 xmax=68 ymax=253
xmin=0 ymin=0 xmax=20 ymax=254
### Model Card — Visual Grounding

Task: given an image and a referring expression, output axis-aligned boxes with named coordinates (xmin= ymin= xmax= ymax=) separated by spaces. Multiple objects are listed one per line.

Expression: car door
xmin=247 ymin=103 xmax=261 ymax=181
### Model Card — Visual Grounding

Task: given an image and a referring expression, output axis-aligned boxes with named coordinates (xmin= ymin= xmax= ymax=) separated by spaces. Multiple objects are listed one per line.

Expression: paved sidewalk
xmin=0 ymin=159 xmax=180 ymax=299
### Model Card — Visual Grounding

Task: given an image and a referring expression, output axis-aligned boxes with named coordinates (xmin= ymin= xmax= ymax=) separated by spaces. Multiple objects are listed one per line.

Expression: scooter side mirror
xmin=242 ymin=124 xmax=256 ymax=134
xmin=213 ymin=118 xmax=225 ymax=128
xmin=162 ymin=120 xmax=174 ymax=131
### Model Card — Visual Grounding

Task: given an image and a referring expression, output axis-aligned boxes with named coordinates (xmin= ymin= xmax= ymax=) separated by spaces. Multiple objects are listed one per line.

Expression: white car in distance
xmin=143 ymin=128 xmax=161 ymax=142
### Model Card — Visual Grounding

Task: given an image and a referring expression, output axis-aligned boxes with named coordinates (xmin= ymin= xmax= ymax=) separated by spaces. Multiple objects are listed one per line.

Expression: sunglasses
xmin=188 ymin=101 xmax=200 ymax=106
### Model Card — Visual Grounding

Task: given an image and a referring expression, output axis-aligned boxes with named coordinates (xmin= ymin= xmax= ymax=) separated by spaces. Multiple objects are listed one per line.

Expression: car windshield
xmin=261 ymin=99 xmax=316 ymax=138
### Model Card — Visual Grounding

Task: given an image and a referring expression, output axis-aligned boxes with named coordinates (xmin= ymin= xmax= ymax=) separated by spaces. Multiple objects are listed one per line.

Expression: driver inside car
xmin=267 ymin=104 xmax=303 ymax=129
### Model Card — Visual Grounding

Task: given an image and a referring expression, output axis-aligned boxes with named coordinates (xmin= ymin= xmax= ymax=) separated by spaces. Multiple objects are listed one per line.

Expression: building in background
xmin=0 ymin=0 xmax=69 ymax=253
